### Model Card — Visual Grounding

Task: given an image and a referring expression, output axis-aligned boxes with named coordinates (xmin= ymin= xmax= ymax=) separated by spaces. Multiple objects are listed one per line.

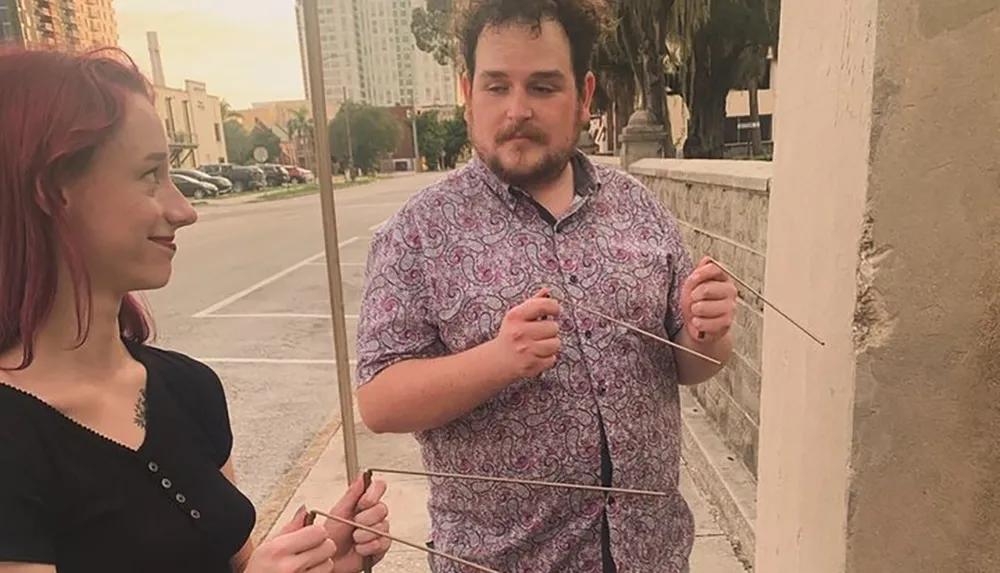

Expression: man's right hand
xmin=488 ymin=288 xmax=562 ymax=379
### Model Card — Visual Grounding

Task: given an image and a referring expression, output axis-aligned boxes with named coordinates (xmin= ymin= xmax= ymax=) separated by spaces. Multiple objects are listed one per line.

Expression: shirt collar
xmin=468 ymin=147 xmax=602 ymax=208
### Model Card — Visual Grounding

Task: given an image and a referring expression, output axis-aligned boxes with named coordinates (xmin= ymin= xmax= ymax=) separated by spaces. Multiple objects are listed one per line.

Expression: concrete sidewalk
xmin=262 ymin=411 xmax=749 ymax=573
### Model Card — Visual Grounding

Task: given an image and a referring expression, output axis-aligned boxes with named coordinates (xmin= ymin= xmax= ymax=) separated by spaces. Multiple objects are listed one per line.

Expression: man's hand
xmin=487 ymin=288 xmax=562 ymax=379
xmin=680 ymin=257 xmax=738 ymax=343
xmin=323 ymin=475 xmax=391 ymax=573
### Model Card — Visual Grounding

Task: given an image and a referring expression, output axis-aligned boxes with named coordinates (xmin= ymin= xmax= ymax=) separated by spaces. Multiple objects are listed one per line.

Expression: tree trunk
xmin=748 ymin=73 xmax=763 ymax=157
xmin=644 ymin=47 xmax=673 ymax=157
xmin=685 ymin=83 xmax=729 ymax=159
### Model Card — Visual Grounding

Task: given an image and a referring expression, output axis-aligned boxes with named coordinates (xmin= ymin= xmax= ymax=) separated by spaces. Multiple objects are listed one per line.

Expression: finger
xmin=522 ymin=319 xmax=560 ymax=341
xmin=530 ymin=338 xmax=561 ymax=358
xmin=532 ymin=287 xmax=552 ymax=299
xmin=356 ymin=479 xmax=387 ymax=511
xmin=290 ymin=538 xmax=338 ymax=572
xmin=691 ymin=300 xmax=733 ymax=320
xmin=275 ymin=524 xmax=330 ymax=555
xmin=512 ymin=298 xmax=562 ymax=321
xmin=691 ymin=280 xmax=736 ymax=302
xmin=689 ymin=261 xmax=728 ymax=288
xmin=356 ymin=524 xmax=392 ymax=557
xmin=691 ymin=316 xmax=731 ymax=335
xmin=278 ymin=505 xmax=309 ymax=536
xmin=303 ymin=560 xmax=336 ymax=573
xmin=354 ymin=502 xmax=389 ymax=528
xmin=328 ymin=474 xmax=366 ymax=517
xmin=353 ymin=518 xmax=389 ymax=545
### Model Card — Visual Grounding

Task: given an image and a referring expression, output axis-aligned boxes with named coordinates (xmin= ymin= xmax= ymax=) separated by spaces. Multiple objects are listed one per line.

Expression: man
xmin=354 ymin=1 xmax=738 ymax=571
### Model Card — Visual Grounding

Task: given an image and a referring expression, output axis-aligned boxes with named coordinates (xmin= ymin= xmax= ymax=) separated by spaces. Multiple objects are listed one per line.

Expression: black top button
xmin=597 ymin=384 xmax=607 ymax=395
xmin=584 ymin=330 xmax=592 ymax=339
xmin=569 ymin=275 xmax=578 ymax=284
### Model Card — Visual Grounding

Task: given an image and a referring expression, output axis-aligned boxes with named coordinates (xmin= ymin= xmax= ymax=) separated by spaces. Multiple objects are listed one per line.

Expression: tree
xmin=441 ymin=106 xmax=469 ymax=169
xmin=223 ymin=120 xmax=252 ymax=164
xmin=248 ymin=122 xmax=283 ymax=164
xmin=328 ymin=103 xmax=402 ymax=175
xmin=416 ymin=110 xmax=446 ymax=170
xmin=678 ymin=0 xmax=780 ymax=158
xmin=411 ymin=0 xmax=456 ymax=68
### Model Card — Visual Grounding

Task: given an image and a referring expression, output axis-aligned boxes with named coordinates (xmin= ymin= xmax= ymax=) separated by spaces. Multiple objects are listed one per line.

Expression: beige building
xmin=0 ymin=0 xmax=117 ymax=50
xmin=146 ymin=32 xmax=227 ymax=168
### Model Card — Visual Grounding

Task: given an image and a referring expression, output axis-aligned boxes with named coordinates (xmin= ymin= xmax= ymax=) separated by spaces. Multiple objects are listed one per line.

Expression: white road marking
xmin=198 ymin=358 xmax=359 ymax=366
xmin=368 ymin=219 xmax=388 ymax=232
xmin=201 ymin=313 xmax=359 ymax=320
xmin=192 ymin=236 xmax=360 ymax=318
xmin=305 ymin=261 xmax=366 ymax=267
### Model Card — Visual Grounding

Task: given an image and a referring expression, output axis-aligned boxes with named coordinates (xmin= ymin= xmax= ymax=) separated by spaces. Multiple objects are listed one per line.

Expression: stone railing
xmin=592 ymin=154 xmax=767 ymax=559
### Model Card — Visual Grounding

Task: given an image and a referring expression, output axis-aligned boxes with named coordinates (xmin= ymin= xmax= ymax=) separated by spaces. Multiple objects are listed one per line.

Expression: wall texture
xmin=630 ymin=158 xmax=772 ymax=478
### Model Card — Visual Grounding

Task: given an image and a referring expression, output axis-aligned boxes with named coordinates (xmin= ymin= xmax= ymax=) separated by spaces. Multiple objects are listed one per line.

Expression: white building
xmin=295 ymin=0 xmax=456 ymax=108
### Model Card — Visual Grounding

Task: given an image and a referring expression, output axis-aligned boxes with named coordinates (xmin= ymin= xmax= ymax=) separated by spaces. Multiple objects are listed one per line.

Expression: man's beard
xmin=471 ymin=118 xmax=577 ymax=190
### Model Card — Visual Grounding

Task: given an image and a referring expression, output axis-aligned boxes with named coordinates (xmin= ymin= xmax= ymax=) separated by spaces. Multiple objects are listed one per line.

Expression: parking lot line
xmin=368 ymin=219 xmax=388 ymax=232
xmin=192 ymin=236 xmax=361 ymax=318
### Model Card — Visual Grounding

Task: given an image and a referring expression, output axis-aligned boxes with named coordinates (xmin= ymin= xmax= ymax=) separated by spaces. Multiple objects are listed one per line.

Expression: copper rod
xmin=306 ymin=510 xmax=503 ymax=573
xmin=368 ymin=467 xmax=669 ymax=497
xmin=706 ymin=257 xmax=826 ymax=346
xmin=557 ymin=299 xmax=722 ymax=366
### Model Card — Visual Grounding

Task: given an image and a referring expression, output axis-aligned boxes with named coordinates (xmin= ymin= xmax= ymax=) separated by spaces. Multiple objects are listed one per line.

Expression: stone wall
xmin=628 ymin=158 xmax=772 ymax=479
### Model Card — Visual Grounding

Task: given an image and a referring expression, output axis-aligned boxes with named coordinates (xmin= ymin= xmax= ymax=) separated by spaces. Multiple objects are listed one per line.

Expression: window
xmin=214 ymin=123 xmax=221 ymax=142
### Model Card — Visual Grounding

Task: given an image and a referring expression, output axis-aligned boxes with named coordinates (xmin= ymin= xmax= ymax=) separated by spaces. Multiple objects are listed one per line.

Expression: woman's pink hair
xmin=0 ymin=45 xmax=156 ymax=369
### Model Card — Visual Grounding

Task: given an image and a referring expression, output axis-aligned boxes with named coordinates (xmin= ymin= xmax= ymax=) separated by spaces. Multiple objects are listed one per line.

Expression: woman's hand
xmin=322 ymin=475 xmax=392 ymax=573
xmin=244 ymin=506 xmax=338 ymax=573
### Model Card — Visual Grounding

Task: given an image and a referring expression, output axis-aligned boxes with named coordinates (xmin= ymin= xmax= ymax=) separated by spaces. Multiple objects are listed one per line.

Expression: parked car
xmin=283 ymin=165 xmax=314 ymax=184
xmin=258 ymin=164 xmax=290 ymax=187
xmin=199 ymin=163 xmax=266 ymax=193
xmin=173 ymin=168 xmax=233 ymax=194
xmin=170 ymin=173 xmax=217 ymax=199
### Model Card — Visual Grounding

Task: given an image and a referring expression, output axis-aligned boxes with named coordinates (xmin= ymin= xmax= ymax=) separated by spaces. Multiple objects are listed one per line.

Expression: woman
xmin=0 ymin=47 xmax=391 ymax=572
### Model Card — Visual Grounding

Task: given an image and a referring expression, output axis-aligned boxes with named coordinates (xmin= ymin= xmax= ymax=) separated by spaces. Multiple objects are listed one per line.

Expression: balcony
xmin=167 ymin=131 xmax=198 ymax=147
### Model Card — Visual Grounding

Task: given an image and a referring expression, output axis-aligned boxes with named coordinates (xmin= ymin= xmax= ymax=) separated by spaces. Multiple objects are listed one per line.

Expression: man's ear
xmin=579 ymin=71 xmax=597 ymax=125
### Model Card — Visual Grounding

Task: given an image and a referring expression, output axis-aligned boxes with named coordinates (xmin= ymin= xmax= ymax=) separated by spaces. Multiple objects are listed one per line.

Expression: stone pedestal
xmin=577 ymin=128 xmax=598 ymax=155
xmin=619 ymin=109 xmax=665 ymax=169
xmin=756 ymin=2 xmax=1000 ymax=573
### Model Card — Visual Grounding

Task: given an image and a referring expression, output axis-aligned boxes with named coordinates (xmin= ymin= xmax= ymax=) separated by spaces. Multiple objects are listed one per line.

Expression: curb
xmin=679 ymin=387 xmax=758 ymax=568
xmin=249 ymin=412 xmax=344 ymax=545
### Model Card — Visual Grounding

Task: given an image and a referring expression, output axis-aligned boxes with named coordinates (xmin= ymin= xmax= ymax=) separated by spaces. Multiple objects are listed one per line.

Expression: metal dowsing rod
xmin=368 ymin=467 xmax=670 ymax=496
xmin=302 ymin=1 xmax=370 ymax=571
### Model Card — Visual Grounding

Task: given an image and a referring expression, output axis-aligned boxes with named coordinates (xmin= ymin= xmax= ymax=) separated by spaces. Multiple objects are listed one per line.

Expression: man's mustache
xmin=496 ymin=123 xmax=547 ymax=144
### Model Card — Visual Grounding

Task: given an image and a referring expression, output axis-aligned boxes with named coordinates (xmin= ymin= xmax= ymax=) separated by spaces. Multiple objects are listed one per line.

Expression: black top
xmin=0 ymin=343 xmax=256 ymax=572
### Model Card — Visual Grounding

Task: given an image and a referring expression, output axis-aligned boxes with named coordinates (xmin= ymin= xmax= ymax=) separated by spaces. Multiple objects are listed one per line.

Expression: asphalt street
xmin=142 ymin=172 xmax=444 ymax=507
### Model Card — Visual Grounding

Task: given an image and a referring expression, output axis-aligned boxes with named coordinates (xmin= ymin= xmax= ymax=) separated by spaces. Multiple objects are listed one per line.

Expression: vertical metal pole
xmin=301 ymin=0 xmax=360 ymax=484
xmin=411 ymin=105 xmax=422 ymax=172
xmin=342 ymin=86 xmax=355 ymax=180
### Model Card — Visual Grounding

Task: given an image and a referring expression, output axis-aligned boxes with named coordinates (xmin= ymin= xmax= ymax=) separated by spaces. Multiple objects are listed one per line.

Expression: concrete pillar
xmin=756 ymin=2 xmax=1000 ymax=573
xmin=619 ymin=109 xmax=665 ymax=168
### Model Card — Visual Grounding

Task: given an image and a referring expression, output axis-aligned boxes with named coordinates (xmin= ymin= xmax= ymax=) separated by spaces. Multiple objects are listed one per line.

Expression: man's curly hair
xmin=452 ymin=0 xmax=612 ymax=94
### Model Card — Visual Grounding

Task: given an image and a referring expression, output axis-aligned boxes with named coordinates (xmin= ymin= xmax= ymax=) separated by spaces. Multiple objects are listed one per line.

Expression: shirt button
xmin=584 ymin=330 xmax=592 ymax=339
xmin=161 ymin=478 xmax=172 ymax=489
xmin=597 ymin=384 xmax=607 ymax=395
xmin=148 ymin=461 xmax=159 ymax=473
xmin=190 ymin=509 xmax=201 ymax=520
xmin=569 ymin=275 xmax=579 ymax=284
xmin=175 ymin=493 xmax=187 ymax=504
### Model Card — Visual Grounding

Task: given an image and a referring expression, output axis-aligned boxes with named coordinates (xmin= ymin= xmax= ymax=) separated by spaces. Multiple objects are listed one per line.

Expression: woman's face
xmin=62 ymin=92 xmax=198 ymax=295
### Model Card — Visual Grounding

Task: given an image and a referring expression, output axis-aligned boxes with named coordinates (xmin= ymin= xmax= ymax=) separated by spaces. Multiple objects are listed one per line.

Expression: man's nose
xmin=505 ymin=87 xmax=534 ymax=121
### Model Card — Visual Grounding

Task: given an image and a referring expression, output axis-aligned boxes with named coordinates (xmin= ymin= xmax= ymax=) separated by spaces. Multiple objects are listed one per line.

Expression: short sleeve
xmin=355 ymin=211 xmax=446 ymax=386
xmin=0 ymin=437 xmax=56 ymax=564
xmin=149 ymin=348 xmax=234 ymax=468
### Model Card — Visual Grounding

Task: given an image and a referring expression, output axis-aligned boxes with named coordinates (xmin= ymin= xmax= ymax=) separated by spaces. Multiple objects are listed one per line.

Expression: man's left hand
xmin=680 ymin=257 xmax=738 ymax=343
xmin=323 ymin=474 xmax=392 ymax=572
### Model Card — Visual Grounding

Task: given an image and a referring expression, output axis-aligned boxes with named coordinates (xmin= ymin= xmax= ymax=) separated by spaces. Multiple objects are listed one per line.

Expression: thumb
xmin=328 ymin=474 xmax=366 ymax=518
xmin=278 ymin=504 xmax=309 ymax=536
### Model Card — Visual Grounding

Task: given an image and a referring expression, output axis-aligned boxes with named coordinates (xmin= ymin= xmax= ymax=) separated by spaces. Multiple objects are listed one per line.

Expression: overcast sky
xmin=115 ymin=0 xmax=306 ymax=108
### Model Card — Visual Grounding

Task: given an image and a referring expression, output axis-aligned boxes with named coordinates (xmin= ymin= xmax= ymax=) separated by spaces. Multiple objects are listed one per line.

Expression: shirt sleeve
xmin=153 ymin=348 xmax=235 ymax=468
xmin=0 ymin=437 xmax=56 ymax=564
xmin=355 ymin=211 xmax=446 ymax=386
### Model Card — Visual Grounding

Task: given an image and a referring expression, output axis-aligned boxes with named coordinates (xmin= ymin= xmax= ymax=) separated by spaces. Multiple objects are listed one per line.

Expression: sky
xmin=115 ymin=0 xmax=307 ymax=109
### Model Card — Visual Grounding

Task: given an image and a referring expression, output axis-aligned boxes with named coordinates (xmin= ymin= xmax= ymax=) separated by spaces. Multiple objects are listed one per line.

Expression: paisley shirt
xmin=356 ymin=151 xmax=696 ymax=573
